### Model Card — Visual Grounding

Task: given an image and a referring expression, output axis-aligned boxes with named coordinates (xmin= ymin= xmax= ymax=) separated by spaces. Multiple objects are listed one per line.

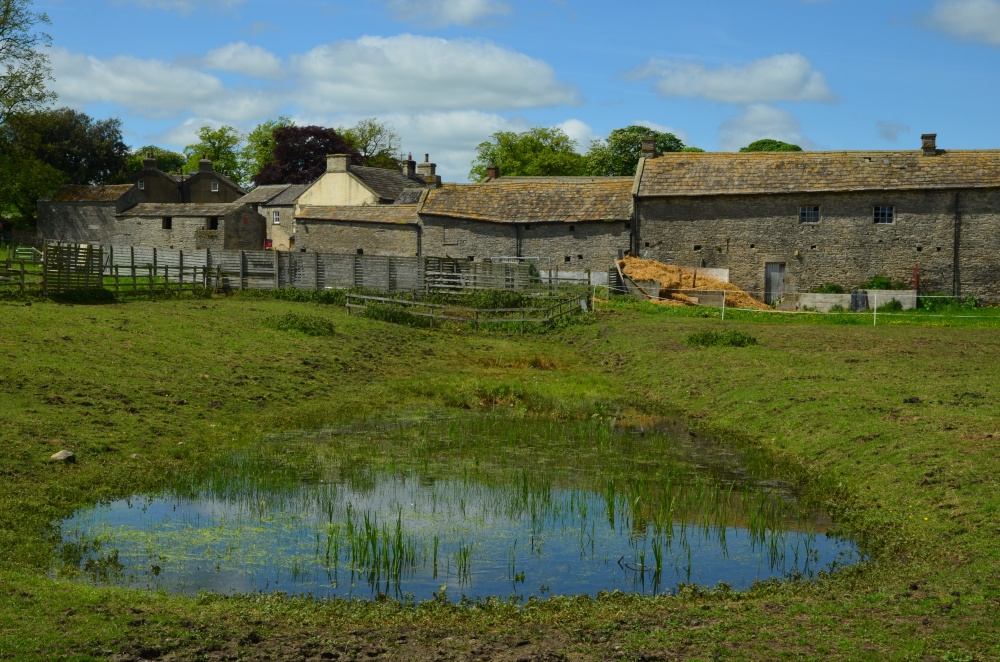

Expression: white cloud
xmin=717 ymin=104 xmax=811 ymax=151
xmin=385 ymin=0 xmax=510 ymax=27
xmin=635 ymin=54 xmax=834 ymax=104
xmin=928 ymin=0 xmax=1000 ymax=45
xmin=49 ymin=47 xmax=281 ymax=123
xmin=876 ymin=120 xmax=910 ymax=143
xmin=556 ymin=119 xmax=595 ymax=149
xmin=293 ymin=34 xmax=578 ymax=114
xmin=130 ymin=0 xmax=246 ymax=12
xmin=202 ymin=42 xmax=284 ymax=80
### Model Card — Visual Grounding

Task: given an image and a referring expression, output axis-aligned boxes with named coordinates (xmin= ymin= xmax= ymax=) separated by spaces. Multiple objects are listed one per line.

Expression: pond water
xmin=53 ymin=417 xmax=862 ymax=601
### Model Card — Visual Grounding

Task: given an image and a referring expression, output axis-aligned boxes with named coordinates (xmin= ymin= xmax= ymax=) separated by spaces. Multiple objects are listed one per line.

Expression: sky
xmin=32 ymin=0 xmax=1000 ymax=181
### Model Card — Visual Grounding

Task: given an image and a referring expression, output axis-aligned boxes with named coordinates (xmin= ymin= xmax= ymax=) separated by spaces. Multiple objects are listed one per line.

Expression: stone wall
xmin=636 ymin=189 xmax=1000 ymax=301
xmin=421 ymin=216 xmax=629 ymax=272
xmin=111 ymin=209 xmax=264 ymax=251
xmin=37 ymin=189 xmax=144 ymax=245
xmin=295 ymin=220 xmax=419 ymax=256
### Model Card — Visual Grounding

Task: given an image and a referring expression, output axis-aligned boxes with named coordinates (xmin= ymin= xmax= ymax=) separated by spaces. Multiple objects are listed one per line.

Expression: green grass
xmin=0 ymin=294 xmax=998 ymax=660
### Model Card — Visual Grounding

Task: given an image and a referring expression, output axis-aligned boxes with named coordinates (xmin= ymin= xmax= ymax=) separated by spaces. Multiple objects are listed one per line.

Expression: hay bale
xmin=620 ymin=256 xmax=768 ymax=310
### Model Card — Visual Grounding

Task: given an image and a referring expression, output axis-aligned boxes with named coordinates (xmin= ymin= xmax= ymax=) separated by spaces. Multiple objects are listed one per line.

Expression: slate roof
xmin=349 ymin=165 xmax=422 ymax=202
xmin=268 ymin=184 xmax=309 ymax=206
xmin=637 ymin=150 xmax=1000 ymax=197
xmin=118 ymin=203 xmax=249 ymax=217
xmin=394 ymin=187 xmax=427 ymax=205
xmin=236 ymin=185 xmax=290 ymax=205
xmin=49 ymin=185 xmax=134 ymax=202
xmin=295 ymin=205 xmax=420 ymax=225
xmin=420 ymin=179 xmax=634 ymax=223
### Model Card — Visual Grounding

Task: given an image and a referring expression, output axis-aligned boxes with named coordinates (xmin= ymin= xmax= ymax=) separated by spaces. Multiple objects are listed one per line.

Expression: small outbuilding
xmin=113 ymin=203 xmax=265 ymax=251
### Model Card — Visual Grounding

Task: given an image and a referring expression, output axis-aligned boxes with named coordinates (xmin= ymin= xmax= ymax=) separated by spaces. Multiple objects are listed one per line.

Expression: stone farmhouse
xmin=235 ymin=184 xmax=308 ymax=251
xmin=132 ymin=156 xmax=246 ymax=204
xmin=633 ymin=134 xmax=1000 ymax=302
xmin=113 ymin=203 xmax=265 ymax=251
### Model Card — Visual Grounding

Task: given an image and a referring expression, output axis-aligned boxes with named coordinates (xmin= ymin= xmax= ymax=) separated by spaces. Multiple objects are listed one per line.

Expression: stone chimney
xmin=401 ymin=153 xmax=416 ymax=178
xmin=641 ymin=136 xmax=658 ymax=160
xmin=326 ymin=154 xmax=351 ymax=173
xmin=417 ymin=153 xmax=440 ymax=186
xmin=486 ymin=164 xmax=499 ymax=180
xmin=921 ymin=134 xmax=938 ymax=157
xmin=198 ymin=156 xmax=213 ymax=173
xmin=143 ymin=153 xmax=157 ymax=170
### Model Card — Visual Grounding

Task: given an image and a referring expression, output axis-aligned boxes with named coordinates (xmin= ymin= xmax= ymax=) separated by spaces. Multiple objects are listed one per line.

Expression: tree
xmin=585 ymin=125 xmax=685 ymax=177
xmin=0 ymin=108 xmax=128 ymax=221
xmin=121 ymin=145 xmax=187 ymax=178
xmin=253 ymin=125 xmax=361 ymax=186
xmin=739 ymin=139 xmax=803 ymax=153
xmin=241 ymin=116 xmax=292 ymax=184
xmin=183 ymin=125 xmax=245 ymax=183
xmin=0 ymin=0 xmax=56 ymax=123
xmin=341 ymin=117 xmax=401 ymax=170
xmin=469 ymin=127 xmax=587 ymax=181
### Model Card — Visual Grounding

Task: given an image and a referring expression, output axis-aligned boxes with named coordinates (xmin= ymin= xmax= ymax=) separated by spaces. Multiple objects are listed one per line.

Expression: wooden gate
xmin=764 ymin=262 xmax=785 ymax=305
xmin=43 ymin=244 xmax=104 ymax=294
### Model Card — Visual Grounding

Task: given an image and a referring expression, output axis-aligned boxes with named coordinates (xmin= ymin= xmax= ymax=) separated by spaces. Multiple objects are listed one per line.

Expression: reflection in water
xmin=53 ymin=418 xmax=862 ymax=601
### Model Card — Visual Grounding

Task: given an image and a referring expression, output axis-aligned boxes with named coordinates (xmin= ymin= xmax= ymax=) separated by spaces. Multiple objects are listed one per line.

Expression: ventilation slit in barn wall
xmin=811 ymin=245 xmax=817 ymax=250
xmin=694 ymin=245 xmax=702 ymax=251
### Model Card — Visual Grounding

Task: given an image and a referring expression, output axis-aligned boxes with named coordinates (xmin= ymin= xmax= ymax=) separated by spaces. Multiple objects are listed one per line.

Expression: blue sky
xmin=34 ymin=0 xmax=1000 ymax=181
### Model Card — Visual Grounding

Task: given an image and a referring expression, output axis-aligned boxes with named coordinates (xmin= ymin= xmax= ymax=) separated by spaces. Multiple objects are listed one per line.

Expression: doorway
xmin=764 ymin=262 xmax=785 ymax=305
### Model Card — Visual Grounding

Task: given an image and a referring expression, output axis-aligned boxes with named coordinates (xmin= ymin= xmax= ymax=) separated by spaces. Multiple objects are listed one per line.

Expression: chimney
xmin=417 ymin=153 xmax=440 ymax=186
xmin=641 ymin=136 xmax=658 ymax=160
xmin=198 ymin=156 xmax=213 ymax=173
xmin=401 ymin=153 xmax=416 ymax=178
xmin=486 ymin=164 xmax=499 ymax=180
xmin=326 ymin=154 xmax=351 ymax=173
xmin=142 ymin=154 xmax=157 ymax=170
xmin=921 ymin=134 xmax=938 ymax=157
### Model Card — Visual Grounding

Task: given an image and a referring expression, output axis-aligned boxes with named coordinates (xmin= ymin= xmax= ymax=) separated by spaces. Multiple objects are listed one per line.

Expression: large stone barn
xmin=37 ymin=184 xmax=144 ymax=244
xmin=419 ymin=177 xmax=633 ymax=277
xmin=634 ymin=135 xmax=1000 ymax=303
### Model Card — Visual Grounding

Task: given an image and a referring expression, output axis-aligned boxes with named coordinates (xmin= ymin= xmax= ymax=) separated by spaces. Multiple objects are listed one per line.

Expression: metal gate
xmin=764 ymin=262 xmax=785 ymax=305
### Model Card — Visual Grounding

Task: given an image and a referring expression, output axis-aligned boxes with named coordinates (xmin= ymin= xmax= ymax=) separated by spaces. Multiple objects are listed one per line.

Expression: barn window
xmin=137 ymin=179 xmax=145 ymax=190
xmin=162 ymin=217 xmax=172 ymax=230
xmin=208 ymin=217 xmax=219 ymax=230
xmin=799 ymin=206 xmax=820 ymax=223
xmin=874 ymin=206 xmax=894 ymax=224
xmin=564 ymin=256 xmax=571 ymax=263
xmin=356 ymin=248 xmax=364 ymax=255
xmin=211 ymin=182 xmax=220 ymax=193
xmin=568 ymin=225 xmax=575 ymax=232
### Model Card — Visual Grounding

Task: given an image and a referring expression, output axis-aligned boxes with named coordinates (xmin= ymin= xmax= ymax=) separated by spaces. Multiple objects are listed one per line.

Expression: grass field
xmin=0 ymin=292 xmax=997 ymax=661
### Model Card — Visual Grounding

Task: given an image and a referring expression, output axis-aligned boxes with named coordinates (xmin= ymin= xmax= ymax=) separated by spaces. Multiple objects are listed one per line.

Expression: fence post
xmin=722 ymin=290 xmax=726 ymax=320
xmin=273 ymin=249 xmax=279 ymax=289
xmin=873 ymin=293 xmax=878 ymax=327
xmin=114 ymin=265 xmax=119 ymax=295
xmin=315 ymin=252 xmax=320 ymax=291
xmin=19 ymin=261 xmax=25 ymax=293
xmin=148 ymin=265 xmax=153 ymax=295
xmin=179 ymin=250 xmax=184 ymax=292
xmin=239 ymin=250 xmax=245 ymax=290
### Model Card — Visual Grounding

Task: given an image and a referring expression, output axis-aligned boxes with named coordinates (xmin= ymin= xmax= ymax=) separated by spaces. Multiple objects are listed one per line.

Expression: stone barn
xmin=112 ymin=203 xmax=265 ymax=251
xmin=37 ymin=184 xmax=144 ymax=244
xmin=634 ymin=135 xmax=1000 ymax=303
xmin=294 ymin=203 xmax=422 ymax=256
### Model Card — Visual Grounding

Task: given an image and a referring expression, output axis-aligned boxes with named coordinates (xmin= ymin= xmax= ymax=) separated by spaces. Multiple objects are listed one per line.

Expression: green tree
xmin=241 ymin=116 xmax=292 ymax=184
xmin=469 ymin=127 xmax=587 ymax=181
xmin=0 ymin=108 xmax=128 ymax=221
xmin=341 ymin=117 xmax=401 ymax=170
xmin=122 ymin=145 xmax=187 ymax=178
xmin=585 ymin=125 xmax=685 ymax=176
xmin=0 ymin=0 xmax=56 ymax=123
xmin=739 ymin=139 xmax=803 ymax=152
xmin=183 ymin=125 xmax=245 ymax=184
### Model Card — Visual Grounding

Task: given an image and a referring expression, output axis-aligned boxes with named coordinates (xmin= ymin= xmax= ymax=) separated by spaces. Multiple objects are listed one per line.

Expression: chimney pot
xmin=424 ymin=153 xmax=429 ymax=163
xmin=486 ymin=165 xmax=499 ymax=180
xmin=921 ymin=133 xmax=938 ymax=156
xmin=416 ymin=155 xmax=440 ymax=187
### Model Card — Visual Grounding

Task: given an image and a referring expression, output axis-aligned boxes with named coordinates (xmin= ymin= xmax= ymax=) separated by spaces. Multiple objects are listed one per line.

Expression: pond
xmin=53 ymin=417 xmax=862 ymax=602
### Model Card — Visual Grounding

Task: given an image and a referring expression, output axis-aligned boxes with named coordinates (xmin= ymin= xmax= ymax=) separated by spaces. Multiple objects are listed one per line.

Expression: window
xmin=568 ymin=225 xmax=575 ymax=232
xmin=211 ymin=181 xmax=220 ymax=193
xmin=874 ymin=206 xmax=894 ymax=224
xmin=799 ymin=206 xmax=820 ymax=223
xmin=162 ymin=217 xmax=172 ymax=230
xmin=356 ymin=248 xmax=364 ymax=255
xmin=272 ymin=210 xmax=280 ymax=225
xmin=137 ymin=179 xmax=145 ymax=191
xmin=208 ymin=217 xmax=219 ymax=230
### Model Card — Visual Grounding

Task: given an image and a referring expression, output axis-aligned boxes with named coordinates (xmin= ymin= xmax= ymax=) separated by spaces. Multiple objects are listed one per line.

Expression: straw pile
xmin=620 ymin=256 xmax=769 ymax=310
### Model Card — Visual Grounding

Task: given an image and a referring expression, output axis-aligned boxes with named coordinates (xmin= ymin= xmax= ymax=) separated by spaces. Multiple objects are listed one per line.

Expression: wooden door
xmin=764 ymin=262 xmax=785 ymax=304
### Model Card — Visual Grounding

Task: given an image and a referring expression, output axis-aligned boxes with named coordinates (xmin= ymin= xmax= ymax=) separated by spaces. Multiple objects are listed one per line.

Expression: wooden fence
xmin=345 ymin=292 xmax=589 ymax=332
